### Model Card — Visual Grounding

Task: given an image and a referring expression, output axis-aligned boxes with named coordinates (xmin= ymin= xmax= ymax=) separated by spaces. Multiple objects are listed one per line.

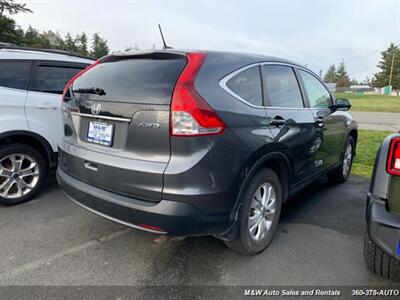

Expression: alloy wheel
xmin=342 ymin=143 xmax=353 ymax=176
xmin=248 ymin=183 xmax=276 ymax=241
xmin=0 ymin=154 xmax=40 ymax=199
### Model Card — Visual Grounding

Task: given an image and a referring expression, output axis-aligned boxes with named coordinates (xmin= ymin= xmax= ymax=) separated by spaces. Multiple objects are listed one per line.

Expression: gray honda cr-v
xmin=57 ymin=50 xmax=358 ymax=255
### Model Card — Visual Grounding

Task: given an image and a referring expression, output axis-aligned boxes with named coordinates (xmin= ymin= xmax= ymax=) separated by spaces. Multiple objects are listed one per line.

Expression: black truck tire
xmin=364 ymin=232 xmax=400 ymax=282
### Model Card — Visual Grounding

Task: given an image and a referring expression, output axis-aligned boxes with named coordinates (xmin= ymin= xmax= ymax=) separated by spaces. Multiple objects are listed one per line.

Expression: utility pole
xmin=388 ymin=43 xmax=400 ymax=88
xmin=389 ymin=51 xmax=395 ymax=87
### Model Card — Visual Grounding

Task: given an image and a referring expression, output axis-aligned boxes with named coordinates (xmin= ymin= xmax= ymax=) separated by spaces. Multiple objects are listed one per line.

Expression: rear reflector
xmin=387 ymin=137 xmax=400 ymax=176
xmin=171 ymin=52 xmax=226 ymax=136
xmin=138 ymin=223 xmax=166 ymax=233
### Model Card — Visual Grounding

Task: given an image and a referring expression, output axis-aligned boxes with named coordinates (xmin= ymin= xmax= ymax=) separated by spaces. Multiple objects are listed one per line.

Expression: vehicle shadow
xmin=280 ymin=175 xmax=369 ymax=237
xmin=40 ymin=172 xmax=368 ymax=239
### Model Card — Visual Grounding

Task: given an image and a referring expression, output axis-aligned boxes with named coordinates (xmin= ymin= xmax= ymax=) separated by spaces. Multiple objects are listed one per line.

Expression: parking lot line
xmin=0 ymin=228 xmax=132 ymax=282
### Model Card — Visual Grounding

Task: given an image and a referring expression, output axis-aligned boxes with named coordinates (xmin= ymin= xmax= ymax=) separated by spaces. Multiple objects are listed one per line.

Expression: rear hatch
xmin=61 ymin=52 xmax=187 ymax=202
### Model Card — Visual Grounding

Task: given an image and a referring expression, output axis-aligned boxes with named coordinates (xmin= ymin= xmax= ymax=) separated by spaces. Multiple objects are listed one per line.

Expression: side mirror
xmin=335 ymin=98 xmax=352 ymax=111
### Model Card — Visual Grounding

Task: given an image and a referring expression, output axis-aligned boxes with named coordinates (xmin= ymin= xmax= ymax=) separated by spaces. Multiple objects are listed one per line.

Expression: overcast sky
xmin=14 ymin=0 xmax=400 ymax=81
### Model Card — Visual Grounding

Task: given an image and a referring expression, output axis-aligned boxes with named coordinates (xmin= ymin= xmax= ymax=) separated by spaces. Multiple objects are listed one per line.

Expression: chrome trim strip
xmin=219 ymin=61 xmax=331 ymax=110
xmin=69 ymin=197 xmax=167 ymax=234
xmin=70 ymin=112 xmax=131 ymax=123
xmin=264 ymin=106 xmax=327 ymax=110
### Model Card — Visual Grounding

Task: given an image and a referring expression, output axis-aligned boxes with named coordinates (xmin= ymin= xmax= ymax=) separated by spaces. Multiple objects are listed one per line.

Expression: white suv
xmin=0 ymin=45 xmax=94 ymax=205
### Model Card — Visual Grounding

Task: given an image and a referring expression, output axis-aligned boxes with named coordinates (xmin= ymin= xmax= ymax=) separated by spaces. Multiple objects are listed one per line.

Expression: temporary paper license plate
xmin=87 ymin=121 xmax=114 ymax=147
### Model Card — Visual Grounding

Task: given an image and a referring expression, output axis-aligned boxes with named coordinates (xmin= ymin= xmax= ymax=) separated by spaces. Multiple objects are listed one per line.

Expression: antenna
xmin=158 ymin=24 xmax=172 ymax=49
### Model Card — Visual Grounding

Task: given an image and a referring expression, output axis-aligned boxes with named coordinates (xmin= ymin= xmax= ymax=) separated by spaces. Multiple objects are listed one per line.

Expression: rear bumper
xmin=366 ymin=193 xmax=400 ymax=259
xmin=57 ymin=167 xmax=232 ymax=236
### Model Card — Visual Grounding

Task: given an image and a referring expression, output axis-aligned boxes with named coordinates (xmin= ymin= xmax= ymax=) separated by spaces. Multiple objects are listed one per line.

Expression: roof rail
xmin=0 ymin=43 xmax=96 ymax=61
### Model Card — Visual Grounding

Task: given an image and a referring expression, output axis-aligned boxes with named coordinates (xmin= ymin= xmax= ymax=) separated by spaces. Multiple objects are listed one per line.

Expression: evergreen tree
xmin=0 ymin=1 xmax=31 ymax=44
xmin=0 ymin=0 xmax=32 ymax=18
xmin=373 ymin=43 xmax=400 ymax=89
xmin=91 ymin=33 xmax=109 ymax=58
xmin=23 ymin=25 xmax=41 ymax=47
xmin=64 ymin=32 xmax=77 ymax=52
xmin=41 ymin=30 xmax=64 ymax=49
xmin=324 ymin=64 xmax=337 ymax=83
xmin=0 ymin=15 xmax=23 ymax=44
xmin=76 ymin=32 xmax=88 ymax=56
xmin=362 ymin=77 xmax=372 ymax=86
xmin=336 ymin=60 xmax=351 ymax=87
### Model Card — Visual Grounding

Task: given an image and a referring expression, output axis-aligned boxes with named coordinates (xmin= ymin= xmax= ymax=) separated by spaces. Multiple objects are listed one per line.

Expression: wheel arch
xmin=217 ymin=150 xmax=292 ymax=240
xmin=248 ymin=152 xmax=291 ymax=202
xmin=348 ymin=129 xmax=358 ymax=153
xmin=0 ymin=130 xmax=55 ymax=170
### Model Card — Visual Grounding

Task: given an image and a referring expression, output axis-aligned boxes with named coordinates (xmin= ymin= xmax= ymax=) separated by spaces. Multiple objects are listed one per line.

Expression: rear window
xmin=37 ymin=66 xmax=84 ymax=94
xmin=0 ymin=61 xmax=31 ymax=90
xmin=73 ymin=58 xmax=187 ymax=104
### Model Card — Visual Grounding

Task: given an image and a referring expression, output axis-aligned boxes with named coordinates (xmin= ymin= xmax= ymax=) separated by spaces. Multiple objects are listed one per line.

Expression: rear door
xmin=61 ymin=54 xmax=187 ymax=201
xmin=297 ymin=68 xmax=346 ymax=169
xmin=25 ymin=61 xmax=88 ymax=151
xmin=0 ymin=60 xmax=31 ymax=132
xmin=261 ymin=64 xmax=320 ymax=183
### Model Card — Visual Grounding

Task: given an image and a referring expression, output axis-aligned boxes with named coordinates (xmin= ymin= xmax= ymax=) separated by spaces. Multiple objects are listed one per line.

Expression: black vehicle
xmin=365 ymin=132 xmax=400 ymax=281
xmin=57 ymin=50 xmax=357 ymax=255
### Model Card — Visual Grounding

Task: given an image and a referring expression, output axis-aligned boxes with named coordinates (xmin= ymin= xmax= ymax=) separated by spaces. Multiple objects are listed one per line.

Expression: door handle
xmin=315 ymin=118 xmax=325 ymax=127
xmin=36 ymin=103 xmax=57 ymax=110
xmin=269 ymin=117 xmax=286 ymax=127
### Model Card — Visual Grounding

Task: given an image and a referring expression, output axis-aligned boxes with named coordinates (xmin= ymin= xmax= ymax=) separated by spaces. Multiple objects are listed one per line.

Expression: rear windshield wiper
xmin=73 ymin=87 xmax=106 ymax=96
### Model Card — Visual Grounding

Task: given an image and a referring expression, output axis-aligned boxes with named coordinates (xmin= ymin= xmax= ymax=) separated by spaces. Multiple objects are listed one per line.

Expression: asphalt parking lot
xmin=0 ymin=174 xmax=394 ymax=286
xmin=351 ymin=112 xmax=400 ymax=132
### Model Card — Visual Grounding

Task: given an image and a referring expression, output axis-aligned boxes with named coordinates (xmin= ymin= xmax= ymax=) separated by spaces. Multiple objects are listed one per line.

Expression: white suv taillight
xmin=387 ymin=137 xmax=400 ymax=176
xmin=170 ymin=53 xmax=226 ymax=136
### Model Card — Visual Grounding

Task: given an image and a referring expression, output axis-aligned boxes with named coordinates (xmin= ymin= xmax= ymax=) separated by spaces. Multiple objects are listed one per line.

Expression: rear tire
xmin=0 ymin=143 xmax=47 ymax=206
xmin=327 ymin=135 xmax=354 ymax=184
xmin=225 ymin=168 xmax=282 ymax=255
xmin=364 ymin=232 xmax=400 ymax=281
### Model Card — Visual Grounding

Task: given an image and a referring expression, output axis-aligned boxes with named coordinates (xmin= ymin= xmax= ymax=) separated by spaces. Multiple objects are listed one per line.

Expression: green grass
xmin=351 ymin=129 xmax=392 ymax=178
xmin=335 ymin=92 xmax=400 ymax=113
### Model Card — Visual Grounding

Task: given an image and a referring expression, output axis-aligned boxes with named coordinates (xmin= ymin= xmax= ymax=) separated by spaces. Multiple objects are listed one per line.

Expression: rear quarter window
xmin=73 ymin=58 xmax=187 ymax=104
xmin=0 ymin=61 xmax=31 ymax=90
xmin=225 ymin=66 xmax=263 ymax=106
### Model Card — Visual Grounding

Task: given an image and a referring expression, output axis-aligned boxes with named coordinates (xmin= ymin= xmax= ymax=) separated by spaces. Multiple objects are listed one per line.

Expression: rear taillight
xmin=387 ymin=137 xmax=400 ymax=176
xmin=170 ymin=53 xmax=226 ymax=136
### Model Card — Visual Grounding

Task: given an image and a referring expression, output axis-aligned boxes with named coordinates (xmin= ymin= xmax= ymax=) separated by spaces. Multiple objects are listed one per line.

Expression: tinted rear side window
xmin=263 ymin=65 xmax=303 ymax=108
xmin=226 ymin=66 xmax=262 ymax=106
xmin=0 ymin=61 xmax=31 ymax=90
xmin=37 ymin=66 xmax=83 ymax=94
xmin=73 ymin=58 xmax=186 ymax=104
